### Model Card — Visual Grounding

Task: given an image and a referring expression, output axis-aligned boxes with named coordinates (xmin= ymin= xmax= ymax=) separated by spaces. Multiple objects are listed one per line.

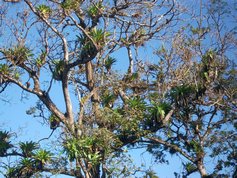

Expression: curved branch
xmin=24 ymin=0 xmax=69 ymax=63
xmin=1 ymin=73 xmax=67 ymax=125
xmin=147 ymin=137 xmax=195 ymax=163
xmin=24 ymin=0 xmax=75 ymax=130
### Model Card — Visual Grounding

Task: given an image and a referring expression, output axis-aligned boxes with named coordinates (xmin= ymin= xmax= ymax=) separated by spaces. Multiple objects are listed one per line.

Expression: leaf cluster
xmin=3 ymin=45 xmax=33 ymax=65
xmin=1 ymin=137 xmax=53 ymax=177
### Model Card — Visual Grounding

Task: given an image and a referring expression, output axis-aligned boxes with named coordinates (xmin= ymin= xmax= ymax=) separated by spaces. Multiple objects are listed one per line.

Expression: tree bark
xmin=197 ymin=157 xmax=207 ymax=177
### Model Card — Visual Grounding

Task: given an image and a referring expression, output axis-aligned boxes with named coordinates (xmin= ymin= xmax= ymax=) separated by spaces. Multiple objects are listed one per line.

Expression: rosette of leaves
xmin=34 ymin=149 xmax=52 ymax=170
xmin=101 ymin=90 xmax=117 ymax=108
xmin=0 ymin=131 xmax=13 ymax=156
xmin=187 ymin=140 xmax=203 ymax=154
xmin=63 ymin=136 xmax=101 ymax=165
xmin=128 ymin=97 xmax=146 ymax=110
xmin=19 ymin=141 xmax=39 ymax=157
xmin=0 ymin=63 xmax=21 ymax=82
xmin=144 ymin=170 xmax=159 ymax=178
xmin=168 ymin=84 xmax=196 ymax=108
xmin=0 ymin=64 xmax=10 ymax=75
xmin=3 ymin=45 xmax=33 ymax=65
xmin=77 ymin=34 xmax=97 ymax=59
xmin=124 ymin=97 xmax=147 ymax=130
xmin=146 ymin=102 xmax=171 ymax=131
xmin=61 ymin=0 xmax=81 ymax=13
xmin=184 ymin=162 xmax=197 ymax=176
xmin=36 ymin=5 xmax=51 ymax=19
xmin=52 ymin=60 xmax=65 ymax=81
xmin=200 ymin=50 xmax=222 ymax=83
xmin=19 ymin=158 xmax=35 ymax=177
xmin=87 ymin=2 xmax=104 ymax=18
xmin=104 ymin=56 xmax=116 ymax=72
xmin=150 ymin=102 xmax=171 ymax=120
xmin=4 ymin=166 xmax=19 ymax=178
xmin=89 ymin=27 xmax=111 ymax=48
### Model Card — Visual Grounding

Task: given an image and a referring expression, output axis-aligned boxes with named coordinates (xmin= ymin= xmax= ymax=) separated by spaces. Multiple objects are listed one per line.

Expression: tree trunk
xmin=90 ymin=164 xmax=101 ymax=178
xmin=197 ymin=159 xmax=207 ymax=177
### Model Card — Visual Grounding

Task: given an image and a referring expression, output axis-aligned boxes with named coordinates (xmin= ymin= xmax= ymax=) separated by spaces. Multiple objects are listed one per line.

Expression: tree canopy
xmin=0 ymin=0 xmax=236 ymax=177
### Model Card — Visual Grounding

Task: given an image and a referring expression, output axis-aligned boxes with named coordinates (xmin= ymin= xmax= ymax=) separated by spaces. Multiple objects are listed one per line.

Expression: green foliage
xmin=64 ymin=128 xmax=120 ymax=166
xmin=0 ymin=131 xmax=12 ymax=156
xmin=36 ymin=5 xmax=51 ymax=18
xmin=144 ymin=101 xmax=172 ymax=132
xmin=87 ymin=2 xmax=104 ymax=18
xmin=188 ymin=140 xmax=203 ymax=154
xmin=149 ymin=102 xmax=171 ymax=120
xmin=131 ymin=72 xmax=139 ymax=80
xmin=34 ymin=149 xmax=52 ymax=164
xmin=49 ymin=114 xmax=60 ymax=129
xmin=169 ymin=85 xmax=194 ymax=100
xmin=89 ymin=27 xmax=111 ymax=47
xmin=19 ymin=141 xmax=39 ymax=157
xmin=190 ymin=26 xmax=209 ymax=35
xmin=0 ymin=0 xmax=236 ymax=177
xmin=4 ymin=166 xmax=18 ymax=178
xmin=61 ymin=0 xmax=81 ymax=10
xmin=20 ymin=157 xmax=33 ymax=168
xmin=64 ymin=136 xmax=101 ymax=164
xmin=19 ymin=157 xmax=35 ymax=176
xmin=4 ymin=45 xmax=33 ymax=65
xmin=36 ymin=51 xmax=46 ymax=67
xmin=184 ymin=162 xmax=197 ymax=174
xmin=143 ymin=169 xmax=159 ymax=178
xmin=202 ymin=50 xmax=215 ymax=65
xmin=101 ymin=90 xmax=116 ymax=108
xmin=104 ymin=56 xmax=116 ymax=71
xmin=0 ymin=64 xmax=9 ymax=75
xmin=52 ymin=60 xmax=65 ymax=81
xmin=13 ymin=71 xmax=20 ymax=80
xmin=0 ymin=63 xmax=21 ymax=80
xmin=77 ymin=34 xmax=97 ymax=59
xmin=98 ymin=107 xmax=124 ymax=130
xmin=128 ymin=97 xmax=146 ymax=110
xmin=77 ymin=28 xmax=111 ymax=56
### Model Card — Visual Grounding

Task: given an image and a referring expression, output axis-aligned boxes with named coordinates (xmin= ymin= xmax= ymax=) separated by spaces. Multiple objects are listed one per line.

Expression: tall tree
xmin=0 ymin=0 xmax=236 ymax=178
xmin=142 ymin=1 xmax=237 ymax=177
xmin=0 ymin=0 xmax=177 ymax=177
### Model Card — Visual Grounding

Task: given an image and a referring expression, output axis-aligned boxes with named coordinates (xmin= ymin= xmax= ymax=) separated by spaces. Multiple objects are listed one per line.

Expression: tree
xmin=0 ymin=0 xmax=176 ymax=177
xmin=0 ymin=0 xmax=236 ymax=178
xmin=141 ymin=1 xmax=237 ymax=177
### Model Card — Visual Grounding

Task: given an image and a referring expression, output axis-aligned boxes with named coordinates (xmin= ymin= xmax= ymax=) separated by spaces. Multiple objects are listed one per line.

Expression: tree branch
xmin=147 ymin=137 xmax=195 ymax=163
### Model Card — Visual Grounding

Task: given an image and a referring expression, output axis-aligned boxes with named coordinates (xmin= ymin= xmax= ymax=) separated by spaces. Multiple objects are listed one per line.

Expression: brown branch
xmin=43 ymin=167 xmax=84 ymax=178
xmin=62 ymin=71 xmax=74 ymax=129
xmin=147 ymin=137 xmax=195 ymax=162
xmin=24 ymin=0 xmax=69 ymax=63
xmin=126 ymin=46 xmax=134 ymax=74
xmin=68 ymin=14 xmax=99 ymax=51
xmin=24 ymin=0 xmax=75 ymax=130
